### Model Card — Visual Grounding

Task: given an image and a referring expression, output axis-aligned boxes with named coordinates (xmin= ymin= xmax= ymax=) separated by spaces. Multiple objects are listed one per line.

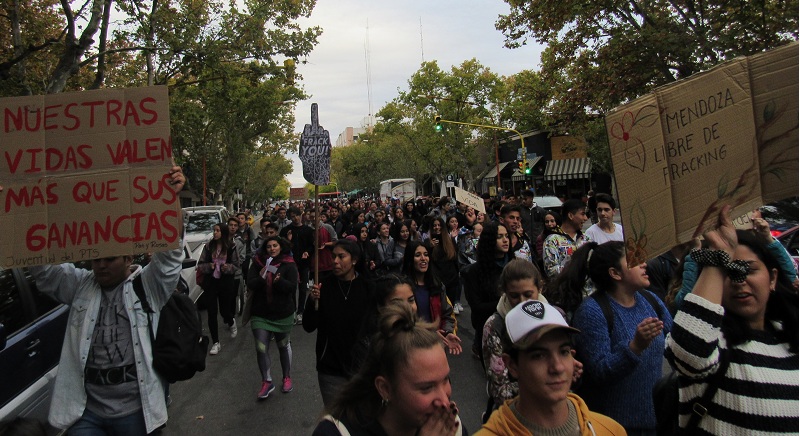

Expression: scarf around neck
xmin=254 ymin=252 xmax=295 ymax=303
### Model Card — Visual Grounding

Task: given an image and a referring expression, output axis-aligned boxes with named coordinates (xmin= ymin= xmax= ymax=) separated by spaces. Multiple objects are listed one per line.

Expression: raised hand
xmin=704 ymin=205 xmax=738 ymax=255
xmin=630 ymin=317 xmax=664 ymax=355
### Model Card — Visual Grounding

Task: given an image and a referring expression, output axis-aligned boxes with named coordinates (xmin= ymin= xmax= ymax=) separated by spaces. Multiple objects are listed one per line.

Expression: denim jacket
xmin=30 ymin=244 xmax=183 ymax=432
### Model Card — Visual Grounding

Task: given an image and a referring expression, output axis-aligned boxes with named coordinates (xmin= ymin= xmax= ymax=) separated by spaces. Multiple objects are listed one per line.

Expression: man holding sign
xmin=2 ymin=166 xmax=186 ymax=435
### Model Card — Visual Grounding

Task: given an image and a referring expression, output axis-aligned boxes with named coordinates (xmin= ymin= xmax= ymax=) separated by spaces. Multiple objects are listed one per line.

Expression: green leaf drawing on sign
xmin=763 ymin=100 xmax=776 ymax=122
xmin=717 ymin=173 xmax=730 ymax=198
xmin=630 ymin=199 xmax=647 ymax=238
xmin=634 ymin=104 xmax=659 ymax=127
xmin=766 ymin=167 xmax=786 ymax=182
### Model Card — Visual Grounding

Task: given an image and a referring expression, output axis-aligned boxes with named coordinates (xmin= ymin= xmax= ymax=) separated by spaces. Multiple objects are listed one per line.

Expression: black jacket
xmin=246 ymin=253 xmax=299 ymax=320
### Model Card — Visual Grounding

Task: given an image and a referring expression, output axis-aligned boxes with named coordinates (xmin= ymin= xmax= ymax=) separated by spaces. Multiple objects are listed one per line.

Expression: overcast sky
xmin=286 ymin=0 xmax=545 ymax=187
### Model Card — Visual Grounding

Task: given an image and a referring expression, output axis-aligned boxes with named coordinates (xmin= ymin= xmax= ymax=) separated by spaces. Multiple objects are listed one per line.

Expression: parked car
xmin=184 ymin=206 xmax=230 ymax=255
xmin=777 ymin=226 xmax=798 ymax=272
xmin=0 ymin=263 xmax=87 ymax=428
xmin=1 ymin=244 xmax=200 ymax=429
xmin=536 ymin=195 xmax=563 ymax=212
xmin=761 ymin=197 xmax=799 ymax=237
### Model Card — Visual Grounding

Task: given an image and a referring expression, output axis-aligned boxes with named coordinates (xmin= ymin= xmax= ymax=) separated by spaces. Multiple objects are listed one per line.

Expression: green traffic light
xmin=434 ymin=115 xmax=443 ymax=132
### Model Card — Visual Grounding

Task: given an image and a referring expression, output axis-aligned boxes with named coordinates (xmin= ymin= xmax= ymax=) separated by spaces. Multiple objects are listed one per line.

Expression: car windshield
xmin=186 ymin=213 xmax=220 ymax=234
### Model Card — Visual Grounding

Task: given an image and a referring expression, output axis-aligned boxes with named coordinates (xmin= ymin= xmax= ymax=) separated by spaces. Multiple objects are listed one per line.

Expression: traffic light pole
xmin=434 ymin=116 xmax=527 ymax=185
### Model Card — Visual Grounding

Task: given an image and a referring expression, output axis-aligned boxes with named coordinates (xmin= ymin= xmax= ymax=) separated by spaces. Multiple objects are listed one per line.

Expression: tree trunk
xmin=89 ymin=0 xmax=113 ymax=89
xmin=10 ymin=0 xmax=32 ymax=95
xmin=146 ymin=0 xmax=158 ymax=86
xmin=46 ymin=0 xmax=105 ymax=94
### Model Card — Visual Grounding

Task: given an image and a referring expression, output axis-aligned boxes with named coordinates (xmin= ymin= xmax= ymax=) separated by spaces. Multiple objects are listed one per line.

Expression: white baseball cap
xmin=505 ymin=300 xmax=580 ymax=349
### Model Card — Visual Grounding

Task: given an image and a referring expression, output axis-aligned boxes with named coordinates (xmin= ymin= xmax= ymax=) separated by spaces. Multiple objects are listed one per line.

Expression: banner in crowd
xmin=607 ymin=42 xmax=798 ymax=265
xmin=299 ymin=103 xmax=331 ymax=186
xmin=289 ymin=187 xmax=308 ymax=201
xmin=0 ymin=86 xmax=179 ymax=267
xmin=454 ymin=186 xmax=486 ymax=214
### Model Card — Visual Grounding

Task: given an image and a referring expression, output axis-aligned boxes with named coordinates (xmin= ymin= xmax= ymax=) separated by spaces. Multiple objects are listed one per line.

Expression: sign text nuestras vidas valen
xmin=0 ymin=86 xmax=180 ymax=267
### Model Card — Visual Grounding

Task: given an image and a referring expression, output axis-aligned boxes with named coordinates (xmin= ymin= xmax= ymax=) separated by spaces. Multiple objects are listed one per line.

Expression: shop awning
xmin=512 ymin=156 xmax=543 ymax=181
xmin=544 ymin=158 xmax=591 ymax=181
xmin=482 ymin=162 xmax=510 ymax=180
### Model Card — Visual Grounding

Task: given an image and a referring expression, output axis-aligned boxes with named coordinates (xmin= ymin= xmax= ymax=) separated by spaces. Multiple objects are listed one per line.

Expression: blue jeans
xmin=68 ymin=408 xmax=159 ymax=436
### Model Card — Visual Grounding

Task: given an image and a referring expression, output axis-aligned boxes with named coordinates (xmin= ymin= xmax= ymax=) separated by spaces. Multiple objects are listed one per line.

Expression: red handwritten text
xmin=26 ymin=210 xmax=179 ymax=251
xmin=132 ymin=174 xmax=177 ymax=205
xmin=3 ymin=97 xmax=159 ymax=133
xmin=106 ymin=137 xmax=171 ymax=165
xmin=4 ymin=145 xmax=93 ymax=174
xmin=4 ymin=183 xmax=59 ymax=212
xmin=72 ymin=179 xmax=120 ymax=204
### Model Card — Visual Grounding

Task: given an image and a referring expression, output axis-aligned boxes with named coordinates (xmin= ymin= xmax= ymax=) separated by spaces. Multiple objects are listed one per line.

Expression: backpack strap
xmin=640 ymin=290 xmax=664 ymax=320
xmin=321 ymin=415 xmax=352 ymax=436
xmin=132 ymin=274 xmax=156 ymax=343
xmin=589 ymin=292 xmax=615 ymax=335
xmin=686 ymin=348 xmax=730 ymax=430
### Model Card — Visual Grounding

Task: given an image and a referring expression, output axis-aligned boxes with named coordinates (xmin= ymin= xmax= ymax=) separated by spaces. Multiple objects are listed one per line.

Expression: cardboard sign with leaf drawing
xmin=0 ymin=86 xmax=180 ymax=267
xmin=607 ymin=42 xmax=798 ymax=265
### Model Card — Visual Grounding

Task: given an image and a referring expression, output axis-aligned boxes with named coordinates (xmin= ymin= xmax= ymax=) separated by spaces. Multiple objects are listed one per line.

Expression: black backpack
xmin=133 ymin=274 xmax=209 ymax=383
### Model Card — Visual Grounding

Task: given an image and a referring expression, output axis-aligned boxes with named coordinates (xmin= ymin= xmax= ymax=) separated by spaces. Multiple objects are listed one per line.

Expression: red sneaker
xmin=258 ymin=381 xmax=275 ymax=399
xmin=282 ymin=376 xmax=293 ymax=393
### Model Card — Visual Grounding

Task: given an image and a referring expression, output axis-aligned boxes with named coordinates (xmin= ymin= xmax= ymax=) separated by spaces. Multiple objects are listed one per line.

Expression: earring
xmin=381 ymin=398 xmax=389 ymax=407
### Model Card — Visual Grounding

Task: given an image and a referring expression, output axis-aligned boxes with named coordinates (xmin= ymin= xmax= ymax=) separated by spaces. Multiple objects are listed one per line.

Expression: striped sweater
xmin=665 ymin=293 xmax=798 ymax=435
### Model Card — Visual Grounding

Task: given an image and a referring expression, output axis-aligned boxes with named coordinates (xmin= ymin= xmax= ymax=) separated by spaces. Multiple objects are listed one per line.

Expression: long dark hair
xmin=430 ymin=216 xmax=456 ymax=260
xmin=476 ymin=222 xmax=509 ymax=266
xmin=470 ymin=222 xmax=510 ymax=298
xmin=327 ymin=304 xmax=441 ymax=425
xmin=207 ymin=222 xmax=231 ymax=253
xmin=390 ymin=221 xmax=409 ymax=242
xmin=725 ymin=230 xmax=798 ymax=352
xmin=401 ymin=240 xmax=442 ymax=290
xmin=260 ymin=235 xmax=292 ymax=258
xmin=541 ymin=210 xmax=563 ymax=240
xmin=374 ymin=273 xmax=416 ymax=307
xmin=545 ymin=241 xmax=624 ymax=315
xmin=352 ymin=222 xmax=369 ymax=242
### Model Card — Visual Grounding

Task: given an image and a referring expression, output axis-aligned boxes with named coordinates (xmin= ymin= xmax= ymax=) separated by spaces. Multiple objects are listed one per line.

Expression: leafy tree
xmin=170 ymin=59 xmax=302 ymax=204
xmin=496 ymin=0 xmax=798 ymax=128
xmin=2 ymin=0 xmax=321 ymax=204
xmin=494 ymin=69 xmax=549 ymax=133
xmin=374 ymin=59 xmax=506 ymax=191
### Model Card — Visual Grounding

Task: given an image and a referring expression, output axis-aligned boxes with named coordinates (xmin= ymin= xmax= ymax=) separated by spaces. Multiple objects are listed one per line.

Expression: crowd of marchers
xmin=235 ymin=190 xmax=797 ymax=436
xmin=3 ymin=178 xmax=796 ymax=436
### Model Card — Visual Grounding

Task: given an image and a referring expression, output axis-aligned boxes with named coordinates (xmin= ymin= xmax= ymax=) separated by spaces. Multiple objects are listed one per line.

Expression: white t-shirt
xmin=585 ymin=223 xmax=624 ymax=244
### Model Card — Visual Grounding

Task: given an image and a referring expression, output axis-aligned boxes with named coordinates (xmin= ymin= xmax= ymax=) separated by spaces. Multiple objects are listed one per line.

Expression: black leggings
xmin=202 ymin=277 xmax=234 ymax=343
xmin=253 ymin=329 xmax=292 ymax=382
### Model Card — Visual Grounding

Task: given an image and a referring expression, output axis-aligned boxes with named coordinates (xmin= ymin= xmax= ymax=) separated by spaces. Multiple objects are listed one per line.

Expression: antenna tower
xmin=364 ymin=22 xmax=374 ymax=128
xmin=420 ymin=17 xmax=425 ymax=63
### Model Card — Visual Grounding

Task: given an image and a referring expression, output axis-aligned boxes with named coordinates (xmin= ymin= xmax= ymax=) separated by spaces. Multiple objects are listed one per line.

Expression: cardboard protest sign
xmin=550 ymin=135 xmax=588 ymax=160
xmin=0 ymin=86 xmax=179 ymax=267
xmin=607 ymin=42 xmax=798 ymax=265
xmin=299 ymin=103 xmax=331 ymax=186
xmin=289 ymin=187 xmax=307 ymax=201
xmin=454 ymin=186 xmax=486 ymax=214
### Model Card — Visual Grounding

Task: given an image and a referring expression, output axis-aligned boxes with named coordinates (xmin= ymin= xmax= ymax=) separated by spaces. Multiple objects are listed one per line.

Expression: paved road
xmin=162 ymin=303 xmax=488 ymax=435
